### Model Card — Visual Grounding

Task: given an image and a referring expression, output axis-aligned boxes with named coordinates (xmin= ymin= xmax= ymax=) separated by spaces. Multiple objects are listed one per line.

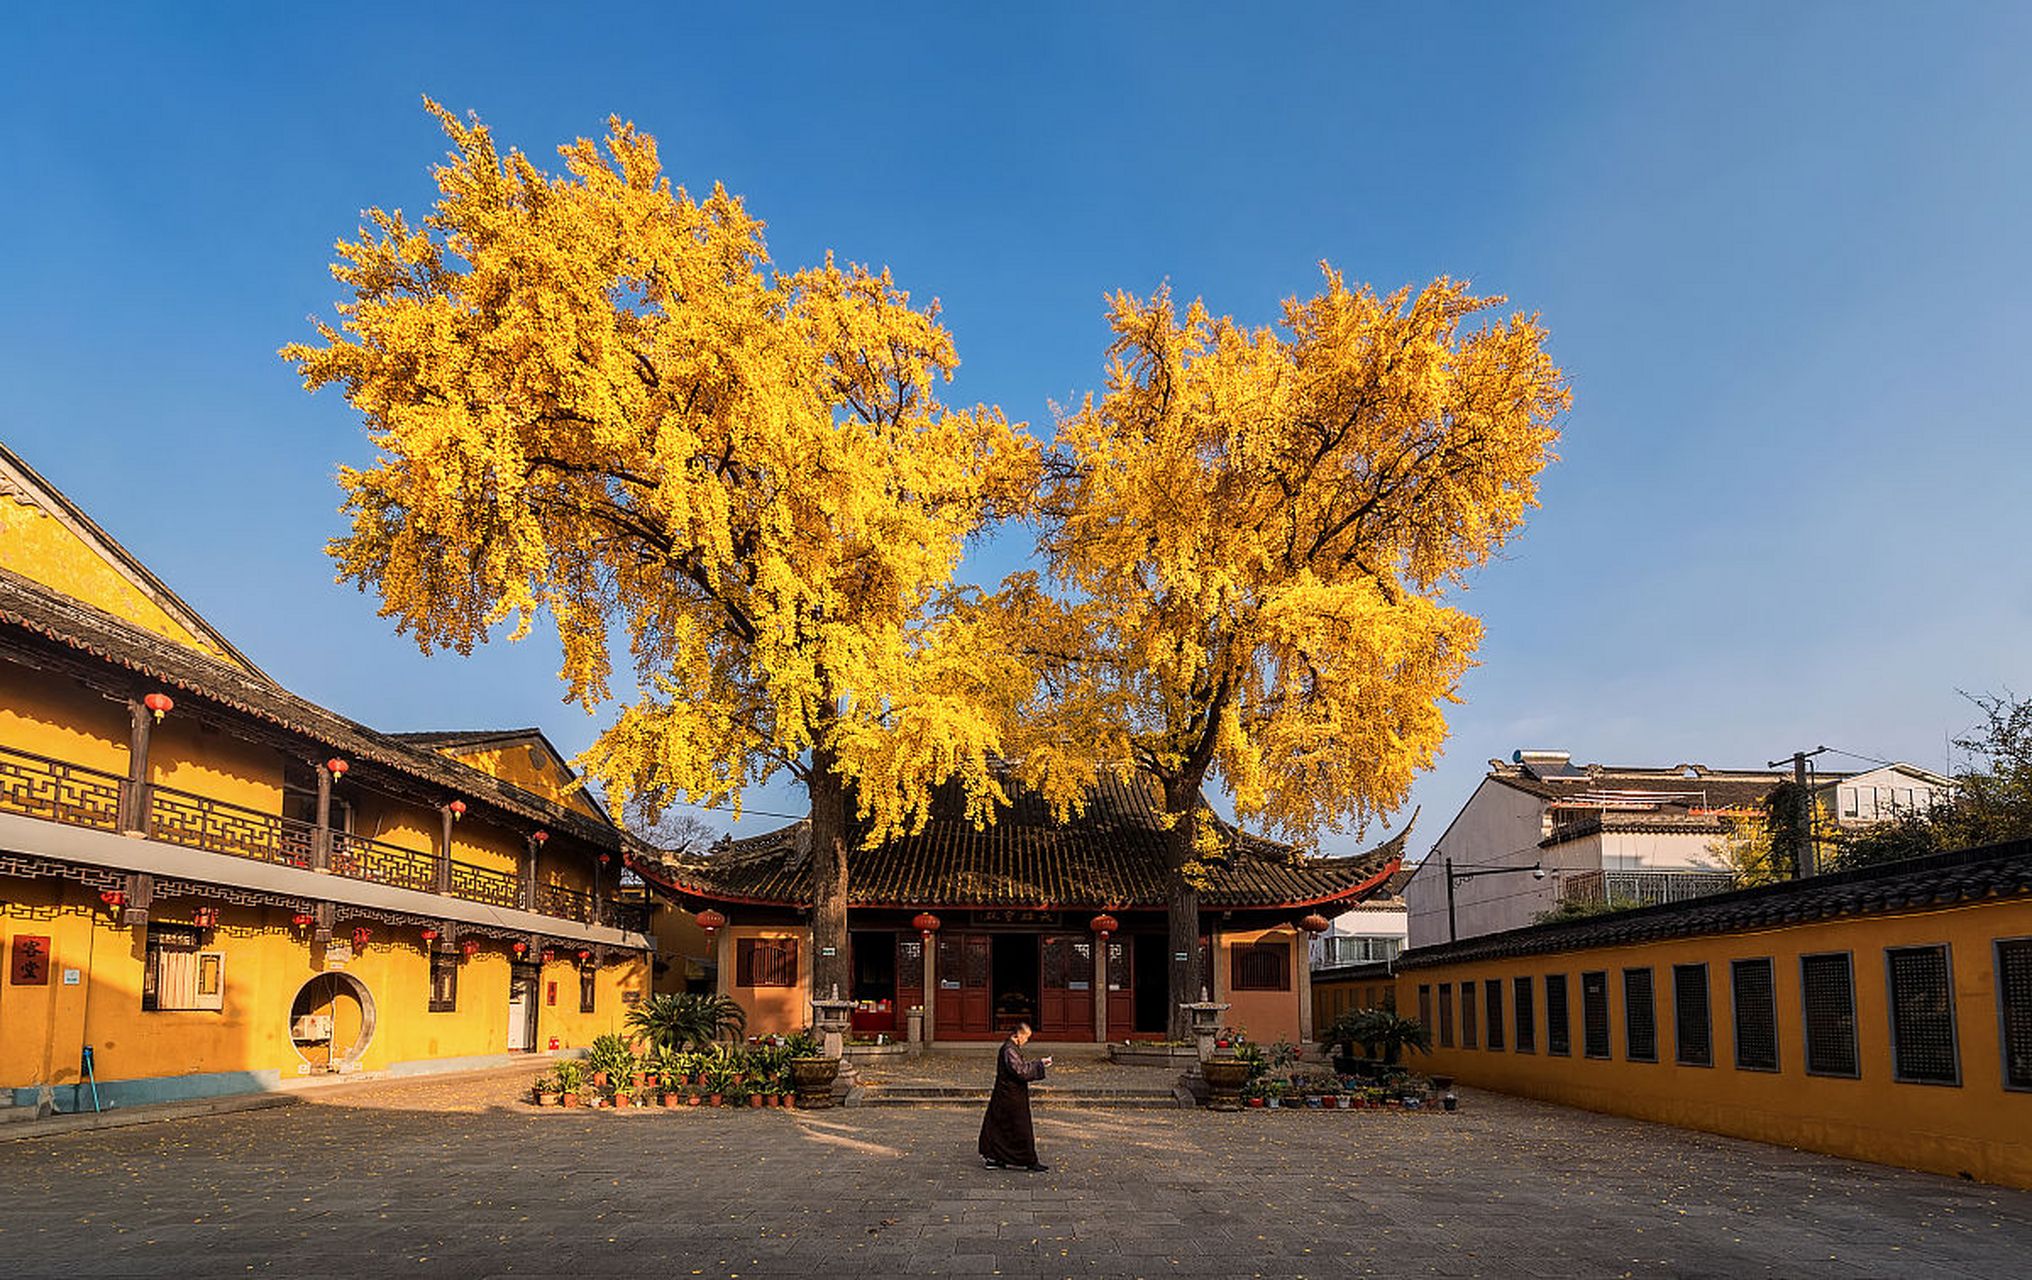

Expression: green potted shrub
xmin=532 ymin=1072 xmax=561 ymax=1106
xmin=703 ymin=1063 xmax=731 ymax=1107
xmin=555 ymin=1060 xmax=587 ymax=1107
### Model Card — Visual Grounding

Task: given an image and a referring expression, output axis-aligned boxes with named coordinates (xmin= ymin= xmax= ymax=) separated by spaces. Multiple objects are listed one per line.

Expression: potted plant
xmin=703 ymin=1063 xmax=730 ymax=1107
xmin=555 ymin=1060 xmax=587 ymax=1108
xmin=1201 ymin=1057 xmax=1253 ymax=1111
xmin=585 ymin=1033 xmax=634 ymax=1092
xmin=533 ymin=1072 xmax=561 ymax=1107
xmin=612 ymin=1084 xmax=635 ymax=1109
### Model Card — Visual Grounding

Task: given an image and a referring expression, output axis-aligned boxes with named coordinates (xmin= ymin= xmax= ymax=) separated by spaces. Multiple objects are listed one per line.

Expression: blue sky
xmin=4 ymin=3 xmax=2029 ymax=854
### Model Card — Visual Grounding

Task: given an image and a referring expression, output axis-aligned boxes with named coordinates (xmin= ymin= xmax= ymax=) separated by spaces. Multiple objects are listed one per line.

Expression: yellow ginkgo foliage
xmin=999 ymin=269 xmax=1569 ymax=1030
xmin=283 ymin=101 xmax=1036 ymax=994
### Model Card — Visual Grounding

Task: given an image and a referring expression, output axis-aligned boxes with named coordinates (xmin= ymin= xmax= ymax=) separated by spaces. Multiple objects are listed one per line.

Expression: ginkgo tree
xmin=999 ymin=270 xmax=1569 ymax=1034
xmin=284 ymin=102 xmax=1035 ymax=997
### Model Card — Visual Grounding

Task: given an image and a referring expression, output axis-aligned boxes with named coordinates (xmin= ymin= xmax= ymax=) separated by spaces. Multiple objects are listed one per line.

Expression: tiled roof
xmin=1540 ymin=810 xmax=1733 ymax=847
xmin=0 ymin=570 xmax=621 ymax=851
xmin=1397 ymin=838 xmax=2032 ymax=970
xmin=1491 ymin=764 xmax=1798 ymax=810
xmin=632 ymin=773 xmax=1406 ymax=912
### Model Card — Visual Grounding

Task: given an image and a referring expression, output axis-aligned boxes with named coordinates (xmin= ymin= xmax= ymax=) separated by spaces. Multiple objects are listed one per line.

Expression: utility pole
xmin=1767 ymin=746 xmax=1829 ymax=878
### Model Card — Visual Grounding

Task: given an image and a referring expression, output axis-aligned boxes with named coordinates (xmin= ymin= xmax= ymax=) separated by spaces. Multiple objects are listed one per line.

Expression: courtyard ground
xmin=0 ymin=1064 xmax=2026 ymax=1278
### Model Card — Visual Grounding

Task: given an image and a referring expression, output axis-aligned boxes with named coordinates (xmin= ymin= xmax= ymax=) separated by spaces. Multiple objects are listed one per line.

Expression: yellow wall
xmin=651 ymin=906 xmax=712 ymax=994
xmin=0 ymin=494 xmax=239 ymax=666
xmin=438 ymin=741 xmax=606 ymax=821
xmin=1313 ymin=975 xmax=1396 ymax=1033
xmin=1214 ymin=925 xmax=1303 ymax=1046
xmin=0 ymin=656 xmax=129 ymax=774
xmin=1 ymin=878 xmax=649 ymax=1095
xmin=722 ymin=924 xmax=811 ymax=1035
xmin=1398 ymin=899 xmax=2032 ymax=1189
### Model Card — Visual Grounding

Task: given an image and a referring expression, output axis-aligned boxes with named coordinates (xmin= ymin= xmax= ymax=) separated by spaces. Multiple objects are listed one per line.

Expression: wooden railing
xmin=0 ymin=742 xmax=631 ymax=931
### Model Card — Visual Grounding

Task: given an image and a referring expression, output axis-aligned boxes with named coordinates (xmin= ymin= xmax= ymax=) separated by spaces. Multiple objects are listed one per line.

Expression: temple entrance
xmin=1039 ymin=934 xmax=1094 ymax=1038
xmin=507 ymin=963 xmax=539 ymax=1051
xmin=1132 ymin=933 xmax=1171 ymax=1034
xmin=935 ymin=932 xmax=991 ymax=1034
xmin=991 ymin=934 xmax=1038 ymax=1031
xmin=288 ymin=972 xmax=375 ymax=1072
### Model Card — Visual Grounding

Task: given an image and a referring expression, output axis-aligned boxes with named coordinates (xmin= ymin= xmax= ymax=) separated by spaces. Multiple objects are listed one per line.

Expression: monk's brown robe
xmin=977 ymin=1037 xmax=1046 ymax=1166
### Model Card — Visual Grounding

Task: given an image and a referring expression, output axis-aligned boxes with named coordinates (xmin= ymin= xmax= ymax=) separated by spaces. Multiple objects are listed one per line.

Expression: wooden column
xmin=312 ymin=764 xmax=333 ymax=872
xmin=120 ymin=698 xmax=153 ymax=835
xmin=922 ymin=937 xmax=936 ymax=1046
xmin=712 ymin=925 xmax=732 ymax=1000
xmin=1295 ymin=930 xmax=1315 ymax=1047
xmin=437 ymin=808 xmax=454 ymax=894
xmin=521 ymin=838 xmax=538 ymax=912
xmin=1091 ymin=935 xmax=1108 ymax=1044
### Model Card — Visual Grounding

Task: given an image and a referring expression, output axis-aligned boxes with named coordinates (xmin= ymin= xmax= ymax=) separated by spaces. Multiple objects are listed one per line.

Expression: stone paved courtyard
xmin=2 ymin=1065 xmax=2028 ymax=1278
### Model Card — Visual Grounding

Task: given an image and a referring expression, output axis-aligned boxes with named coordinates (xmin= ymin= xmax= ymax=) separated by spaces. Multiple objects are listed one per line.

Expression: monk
xmin=978 ymin=1020 xmax=1052 ymax=1171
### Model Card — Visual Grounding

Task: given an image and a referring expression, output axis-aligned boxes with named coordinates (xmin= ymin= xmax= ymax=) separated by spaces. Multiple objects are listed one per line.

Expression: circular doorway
xmin=288 ymin=972 xmax=376 ymax=1072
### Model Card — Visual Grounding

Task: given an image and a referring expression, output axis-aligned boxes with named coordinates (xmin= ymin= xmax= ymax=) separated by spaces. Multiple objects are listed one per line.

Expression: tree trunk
xmin=1162 ymin=777 xmax=1204 ymax=1041
xmin=807 ymin=753 xmax=852 ymax=1011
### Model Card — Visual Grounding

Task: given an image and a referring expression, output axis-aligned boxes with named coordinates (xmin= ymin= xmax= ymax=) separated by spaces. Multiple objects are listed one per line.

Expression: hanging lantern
xmin=911 ymin=911 xmax=941 ymax=939
xmin=100 ymin=889 xmax=128 ymax=909
xmin=1299 ymin=913 xmax=1332 ymax=934
xmin=420 ymin=927 xmax=439 ymax=943
xmin=461 ymin=939 xmax=481 ymax=958
xmin=292 ymin=912 xmax=315 ymax=928
xmin=192 ymin=906 xmax=221 ymax=930
xmin=598 ymin=852 xmax=611 ymax=865
xmin=695 ymin=908 xmax=726 ymax=936
xmin=1089 ymin=912 xmax=1120 ymax=939
xmin=530 ymin=830 xmax=548 ymax=846
xmin=446 ymin=800 xmax=466 ymax=820
xmin=576 ymin=948 xmax=592 ymax=963
xmin=541 ymin=948 xmax=557 ymax=963
xmin=142 ymin=692 xmax=174 ymax=722
xmin=512 ymin=940 xmax=528 ymax=957
xmin=326 ymin=757 xmax=349 ymax=780
xmin=352 ymin=926 xmax=373 ymax=950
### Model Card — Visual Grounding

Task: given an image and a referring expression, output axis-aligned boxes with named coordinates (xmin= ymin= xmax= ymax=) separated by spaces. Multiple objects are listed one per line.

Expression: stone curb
xmin=0 ymin=1091 xmax=301 ymax=1142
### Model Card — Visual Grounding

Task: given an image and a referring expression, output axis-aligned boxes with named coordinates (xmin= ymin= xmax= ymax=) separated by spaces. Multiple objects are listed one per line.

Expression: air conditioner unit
xmin=291 ymin=1014 xmax=334 ymax=1041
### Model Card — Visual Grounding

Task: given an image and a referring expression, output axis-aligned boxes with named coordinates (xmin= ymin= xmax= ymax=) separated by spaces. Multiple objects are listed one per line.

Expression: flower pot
xmin=559 ymin=1093 xmax=580 ymax=1108
xmin=708 ymin=1094 xmax=723 ymax=1107
xmin=686 ymin=1095 xmax=701 ymax=1107
xmin=748 ymin=1094 xmax=764 ymax=1108
xmin=632 ymin=1073 xmax=653 ymax=1091
xmin=1442 ymin=1093 xmax=1458 ymax=1112
xmin=613 ymin=1094 xmax=633 ymax=1109
xmin=537 ymin=1092 xmax=561 ymax=1107
xmin=779 ymin=1093 xmax=795 ymax=1108
xmin=660 ymin=1092 xmax=681 ymax=1108
xmin=591 ymin=1071 xmax=610 ymax=1089
xmin=790 ymin=1056 xmax=840 ymax=1109
xmin=1247 ymin=1097 xmax=1265 ymax=1109
xmin=1267 ymin=1097 xmax=1281 ymax=1109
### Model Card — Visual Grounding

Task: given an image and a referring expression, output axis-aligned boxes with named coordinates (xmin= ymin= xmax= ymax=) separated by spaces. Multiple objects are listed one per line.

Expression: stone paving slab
xmin=0 ymin=1068 xmax=2027 ymax=1277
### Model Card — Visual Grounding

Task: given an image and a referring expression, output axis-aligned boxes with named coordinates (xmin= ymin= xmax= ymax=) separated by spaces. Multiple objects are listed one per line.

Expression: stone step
xmin=0 ymin=1106 xmax=42 ymax=1126
xmin=852 ymin=1085 xmax=1188 ymax=1109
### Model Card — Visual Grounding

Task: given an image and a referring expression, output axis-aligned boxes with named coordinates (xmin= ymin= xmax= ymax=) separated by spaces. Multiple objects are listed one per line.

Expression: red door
xmin=1104 ymin=939 xmax=1134 ymax=1039
xmin=895 ymin=934 xmax=925 ymax=1032
xmin=935 ymin=933 xmax=990 ymax=1034
xmin=1039 ymin=934 xmax=1095 ymax=1040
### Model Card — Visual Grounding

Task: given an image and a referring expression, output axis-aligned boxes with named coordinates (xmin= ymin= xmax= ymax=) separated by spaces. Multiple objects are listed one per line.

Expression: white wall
xmin=1830 ymin=766 xmax=1952 ymax=824
xmin=1403 ymin=780 xmax=1549 ymax=948
xmin=1310 ymin=906 xmax=1407 ymax=967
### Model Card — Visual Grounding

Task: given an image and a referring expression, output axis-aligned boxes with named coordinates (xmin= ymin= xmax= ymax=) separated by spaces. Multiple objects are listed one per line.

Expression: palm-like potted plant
xmin=627 ymin=992 xmax=749 ymax=1053
xmin=554 ymin=1060 xmax=588 ymax=1107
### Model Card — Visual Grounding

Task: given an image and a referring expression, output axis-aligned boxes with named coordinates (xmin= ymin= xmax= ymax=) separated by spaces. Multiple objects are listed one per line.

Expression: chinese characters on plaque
xmin=9 ymin=935 xmax=51 ymax=985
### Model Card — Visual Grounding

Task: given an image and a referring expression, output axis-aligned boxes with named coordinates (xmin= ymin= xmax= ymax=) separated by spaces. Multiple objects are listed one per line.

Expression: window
xmin=1513 ymin=976 xmax=1536 ymax=1053
xmin=1418 ymin=983 xmax=1433 ymax=1033
xmin=1484 ymin=979 xmax=1506 ymax=1051
xmin=1674 ymin=963 xmax=1712 ymax=1067
xmin=428 ymin=952 xmax=458 ymax=1012
xmin=1839 ymin=788 xmax=1858 ymax=818
xmin=1623 ymin=968 xmax=1657 ymax=1062
xmin=579 ymin=965 xmax=596 ymax=1013
xmin=1801 ymin=952 xmax=1859 ymax=1077
xmin=1546 ymin=973 xmax=1571 ymax=1056
xmin=1999 ymin=939 xmax=2032 ymax=1090
xmin=1321 ymin=935 xmax=1403 ymax=967
xmin=1437 ymin=983 xmax=1454 ymax=1048
xmin=1461 ymin=980 xmax=1479 ymax=1049
xmin=1231 ymin=941 xmax=1290 ymax=992
xmin=1731 ymin=958 xmax=1779 ymax=1071
xmin=1582 ymin=970 xmax=1610 ymax=1059
xmin=737 ymin=937 xmax=799 ymax=988
xmin=141 ymin=925 xmax=224 ymax=1012
xmin=1886 ymin=945 xmax=1958 ymax=1085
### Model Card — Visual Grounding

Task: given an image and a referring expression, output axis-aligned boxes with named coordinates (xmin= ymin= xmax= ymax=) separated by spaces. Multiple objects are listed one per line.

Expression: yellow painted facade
xmin=0 ymin=468 xmax=245 ymax=669
xmin=1397 ymin=899 xmax=2032 ymax=1189
xmin=431 ymin=740 xmax=607 ymax=822
xmin=1214 ymin=925 xmax=1304 ymax=1046
xmin=719 ymin=923 xmax=813 ymax=1035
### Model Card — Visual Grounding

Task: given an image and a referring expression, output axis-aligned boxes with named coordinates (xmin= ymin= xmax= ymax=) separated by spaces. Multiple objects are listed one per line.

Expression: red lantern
xmin=1089 ymin=912 xmax=1120 ymax=939
xmin=598 ymin=853 xmax=611 ymax=865
xmin=292 ymin=912 xmax=315 ymax=928
xmin=326 ymin=757 xmax=349 ymax=780
xmin=530 ymin=830 xmax=548 ymax=845
xmin=695 ymin=908 xmax=726 ymax=935
xmin=512 ymin=941 xmax=527 ymax=956
xmin=420 ymin=927 xmax=439 ymax=943
xmin=352 ymin=926 xmax=373 ymax=949
xmin=461 ymin=939 xmax=481 ymax=958
xmin=193 ymin=906 xmax=221 ymax=930
xmin=911 ymin=912 xmax=941 ymax=938
xmin=100 ymin=889 xmax=128 ymax=909
xmin=576 ymin=948 xmax=592 ymax=963
xmin=446 ymin=800 xmax=466 ymax=819
xmin=541 ymin=948 xmax=557 ymax=963
xmin=1299 ymin=913 xmax=1332 ymax=934
xmin=142 ymin=692 xmax=174 ymax=721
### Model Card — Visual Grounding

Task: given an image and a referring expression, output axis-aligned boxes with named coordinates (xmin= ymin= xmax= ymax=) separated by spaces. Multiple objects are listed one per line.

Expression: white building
xmin=1310 ymin=872 xmax=1409 ymax=970
xmin=1401 ymin=750 xmax=1951 ymax=948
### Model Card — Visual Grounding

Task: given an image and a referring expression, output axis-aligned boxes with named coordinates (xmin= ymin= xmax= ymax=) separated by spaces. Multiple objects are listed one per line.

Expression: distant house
xmin=1310 ymin=869 xmax=1409 ymax=971
xmin=1402 ymin=750 xmax=1950 ymax=947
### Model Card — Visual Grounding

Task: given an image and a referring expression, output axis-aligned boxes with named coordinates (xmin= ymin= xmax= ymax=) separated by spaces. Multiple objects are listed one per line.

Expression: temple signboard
xmin=970 ymin=910 xmax=1060 ymax=927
